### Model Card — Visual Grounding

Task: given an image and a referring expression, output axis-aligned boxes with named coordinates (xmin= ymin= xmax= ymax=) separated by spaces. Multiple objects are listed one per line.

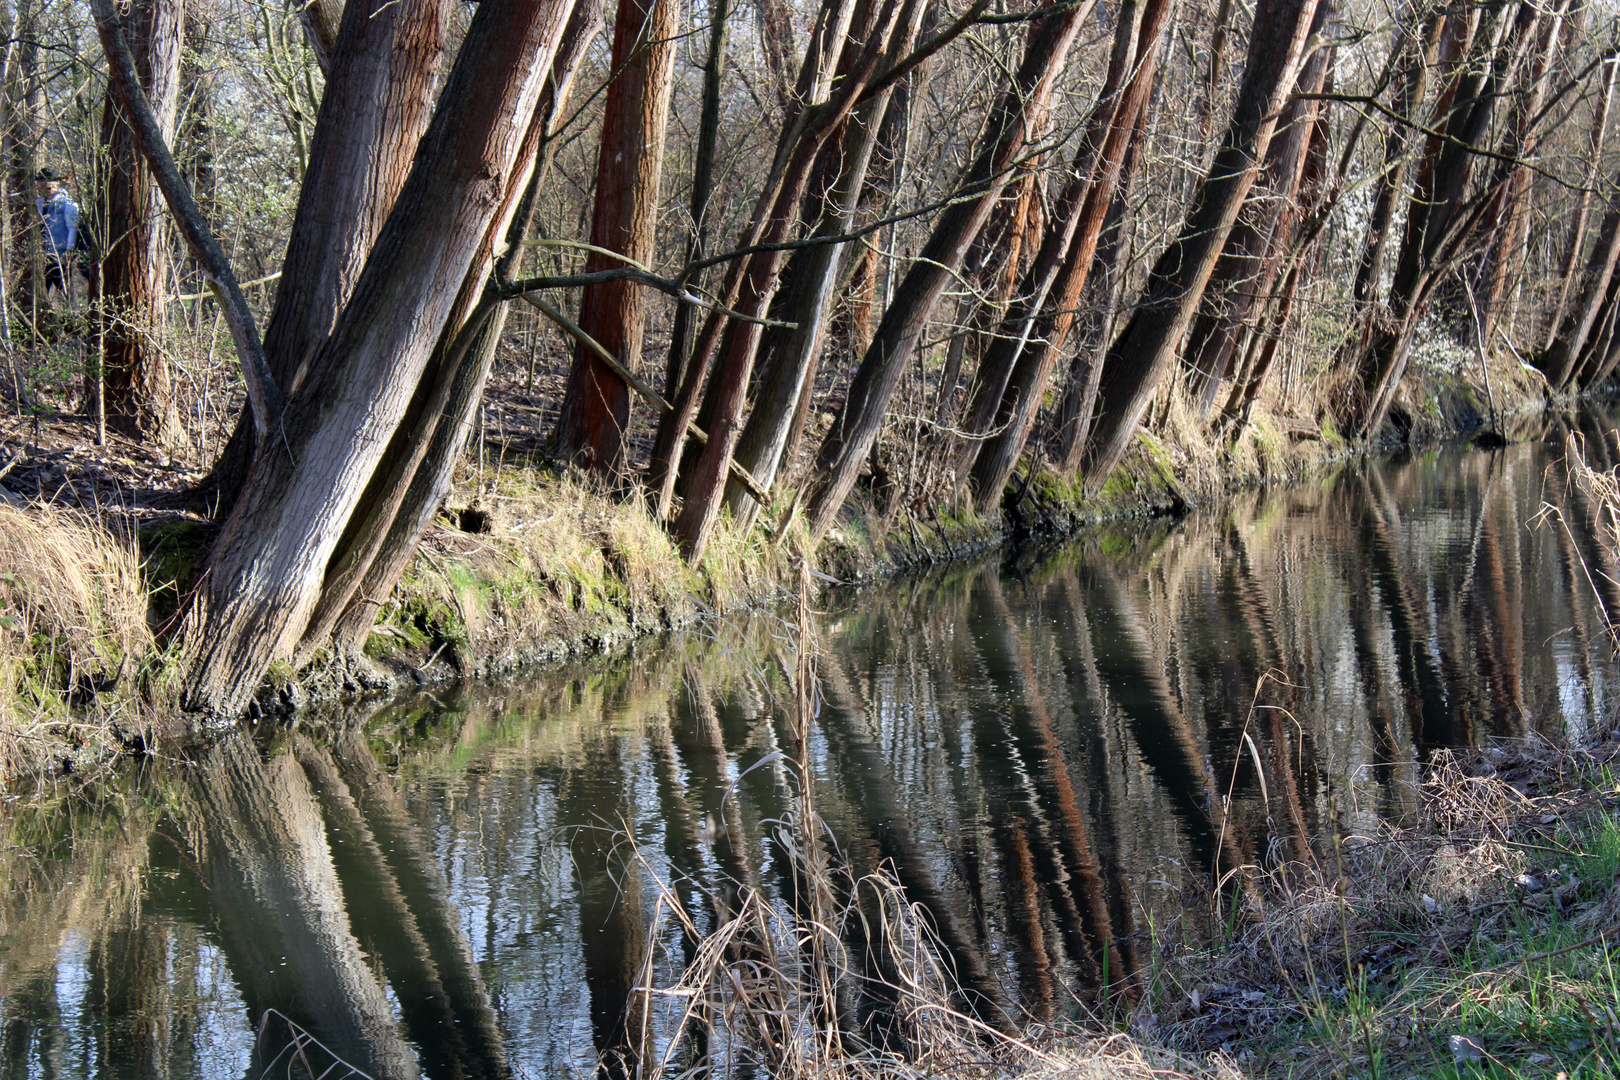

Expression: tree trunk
xmin=93 ymin=0 xmax=183 ymax=446
xmin=551 ymin=0 xmax=678 ymax=472
xmin=203 ymin=0 xmax=449 ymax=504
xmin=959 ymin=0 xmax=1173 ymax=512
xmin=1350 ymin=3 xmax=1444 ymax=309
xmin=1078 ymin=0 xmax=1322 ymax=487
xmin=659 ymin=0 xmax=731 ymax=406
xmin=1351 ymin=0 xmax=1549 ymax=435
xmin=721 ymin=33 xmax=918 ymax=525
xmin=318 ymin=0 xmax=602 ymax=659
xmin=804 ymin=2 xmax=1092 ymax=539
xmin=1544 ymin=56 xmax=1617 ymax=354
xmin=1054 ymin=104 xmax=1148 ymax=475
xmin=666 ymin=0 xmax=919 ymax=558
xmin=1178 ymin=0 xmax=1336 ymax=415
xmin=180 ymin=0 xmax=578 ymax=719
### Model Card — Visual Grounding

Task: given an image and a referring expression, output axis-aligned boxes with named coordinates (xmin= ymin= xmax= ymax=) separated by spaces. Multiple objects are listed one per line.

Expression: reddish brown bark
xmin=94 ymin=0 xmax=183 ymax=446
xmin=1078 ymin=0 xmax=1323 ymax=486
xmin=552 ymin=0 xmax=678 ymax=473
xmin=959 ymin=0 xmax=1173 ymax=511
xmin=673 ymin=0 xmax=916 ymax=559
xmin=804 ymin=1 xmax=1092 ymax=539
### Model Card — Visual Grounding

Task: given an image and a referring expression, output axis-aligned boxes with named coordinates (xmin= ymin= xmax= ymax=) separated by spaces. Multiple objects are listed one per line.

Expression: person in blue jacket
xmin=35 ymin=167 xmax=80 ymax=298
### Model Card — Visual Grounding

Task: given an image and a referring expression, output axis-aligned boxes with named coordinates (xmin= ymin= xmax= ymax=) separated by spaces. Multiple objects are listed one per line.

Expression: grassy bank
xmin=1132 ymin=733 xmax=1620 ymax=1079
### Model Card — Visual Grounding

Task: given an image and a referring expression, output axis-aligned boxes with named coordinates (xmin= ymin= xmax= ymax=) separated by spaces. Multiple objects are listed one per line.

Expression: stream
xmin=4 ymin=407 xmax=1620 ymax=1078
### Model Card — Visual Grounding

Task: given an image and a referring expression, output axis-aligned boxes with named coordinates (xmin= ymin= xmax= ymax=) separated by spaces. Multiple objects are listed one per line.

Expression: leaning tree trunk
xmin=958 ymin=0 xmax=1173 ymax=512
xmin=1178 ymin=0 xmax=1336 ymax=416
xmin=550 ymin=0 xmax=678 ymax=473
xmin=666 ymin=0 xmax=921 ymax=559
xmin=1077 ymin=0 xmax=1322 ymax=488
xmin=318 ymin=0 xmax=604 ymax=659
xmin=179 ymin=0 xmax=577 ymax=719
xmin=804 ymin=1 xmax=1093 ymax=539
xmin=720 ymin=16 xmax=922 ymax=526
xmin=93 ymin=0 xmax=183 ymax=447
xmin=203 ymin=0 xmax=448 ymax=505
xmin=1543 ymin=55 xmax=1617 ymax=354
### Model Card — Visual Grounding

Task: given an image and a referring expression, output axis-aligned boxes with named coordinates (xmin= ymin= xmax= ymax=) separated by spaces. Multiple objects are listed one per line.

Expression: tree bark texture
xmin=1178 ymin=0 xmax=1336 ymax=415
xmin=1351 ymin=0 xmax=1547 ymax=436
xmin=721 ymin=39 xmax=917 ymax=525
xmin=94 ymin=0 xmax=184 ymax=447
xmin=959 ymin=0 xmax=1174 ymax=512
xmin=804 ymin=1 xmax=1092 ymax=539
xmin=181 ymin=0 xmax=577 ymax=719
xmin=205 ymin=0 xmax=448 ymax=501
xmin=1077 ymin=0 xmax=1322 ymax=488
xmin=668 ymin=0 xmax=919 ymax=559
xmin=551 ymin=0 xmax=678 ymax=473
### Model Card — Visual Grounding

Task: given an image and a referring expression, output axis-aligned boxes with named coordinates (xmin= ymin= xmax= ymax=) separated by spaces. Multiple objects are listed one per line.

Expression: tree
xmin=550 ymin=0 xmax=678 ymax=473
xmin=95 ymin=0 xmax=583 ymax=717
xmin=93 ymin=0 xmax=184 ymax=446
xmin=1078 ymin=0 xmax=1324 ymax=486
xmin=804 ymin=0 xmax=1093 ymax=540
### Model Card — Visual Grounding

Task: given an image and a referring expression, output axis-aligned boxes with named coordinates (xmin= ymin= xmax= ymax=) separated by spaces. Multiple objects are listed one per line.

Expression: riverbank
xmin=0 ymin=351 xmax=1562 ymax=782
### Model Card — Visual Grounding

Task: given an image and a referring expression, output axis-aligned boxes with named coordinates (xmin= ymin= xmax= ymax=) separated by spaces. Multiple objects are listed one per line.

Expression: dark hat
xmin=35 ymin=167 xmax=63 ymax=183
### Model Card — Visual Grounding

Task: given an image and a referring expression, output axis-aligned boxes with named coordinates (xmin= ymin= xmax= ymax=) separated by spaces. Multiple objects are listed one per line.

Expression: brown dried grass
xmin=0 ymin=502 xmax=151 ymax=780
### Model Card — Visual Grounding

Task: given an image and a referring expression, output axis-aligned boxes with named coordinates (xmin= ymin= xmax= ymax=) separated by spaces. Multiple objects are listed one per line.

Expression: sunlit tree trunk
xmin=805 ymin=2 xmax=1093 ymax=538
xmin=959 ymin=0 xmax=1173 ymax=511
xmin=1178 ymin=0 xmax=1336 ymax=416
xmin=551 ymin=0 xmax=678 ymax=472
xmin=669 ymin=0 xmax=923 ymax=559
xmin=93 ymin=0 xmax=183 ymax=446
xmin=177 ymin=0 xmax=577 ymax=718
xmin=1078 ymin=0 xmax=1322 ymax=487
xmin=204 ymin=0 xmax=448 ymax=502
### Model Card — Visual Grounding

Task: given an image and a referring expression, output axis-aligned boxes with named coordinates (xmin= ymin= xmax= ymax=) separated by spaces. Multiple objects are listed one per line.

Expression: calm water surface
xmin=6 ymin=408 xmax=1620 ymax=1077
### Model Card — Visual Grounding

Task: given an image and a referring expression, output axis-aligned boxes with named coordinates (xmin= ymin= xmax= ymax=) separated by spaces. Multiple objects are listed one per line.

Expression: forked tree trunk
xmin=1351 ymin=0 xmax=1549 ymax=435
xmin=648 ymin=0 xmax=882 ymax=520
xmin=1077 ymin=0 xmax=1322 ymax=487
xmin=1054 ymin=104 xmax=1147 ymax=474
xmin=181 ymin=0 xmax=577 ymax=719
xmin=1178 ymin=0 xmax=1335 ymax=416
xmin=1351 ymin=3 xmax=1443 ymax=309
xmin=721 ymin=18 xmax=920 ymax=525
xmin=551 ymin=0 xmax=678 ymax=473
xmin=321 ymin=0 xmax=603 ymax=657
xmin=804 ymin=1 xmax=1093 ymax=539
xmin=94 ymin=0 xmax=183 ymax=446
xmin=1551 ymin=190 xmax=1620 ymax=388
xmin=667 ymin=0 xmax=917 ymax=559
xmin=204 ymin=0 xmax=449 ymax=503
xmin=1544 ymin=57 xmax=1617 ymax=354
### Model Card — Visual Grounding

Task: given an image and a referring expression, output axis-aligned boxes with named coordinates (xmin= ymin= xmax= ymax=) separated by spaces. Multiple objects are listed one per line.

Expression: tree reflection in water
xmin=3 ymin=409 xmax=1619 ymax=1077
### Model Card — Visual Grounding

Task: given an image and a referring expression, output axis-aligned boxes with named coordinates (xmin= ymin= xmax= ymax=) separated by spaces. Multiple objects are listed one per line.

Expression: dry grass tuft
xmin=1140 ymin=731 xmax=1620 ymax=1078
xmin=0 ymin=503 xmax=152 ymax=779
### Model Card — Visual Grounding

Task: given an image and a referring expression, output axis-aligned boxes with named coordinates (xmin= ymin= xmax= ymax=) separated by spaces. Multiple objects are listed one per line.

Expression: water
xmin=5 ymin=408 xmax=1620 ymax=1078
